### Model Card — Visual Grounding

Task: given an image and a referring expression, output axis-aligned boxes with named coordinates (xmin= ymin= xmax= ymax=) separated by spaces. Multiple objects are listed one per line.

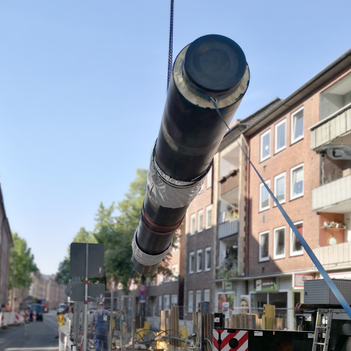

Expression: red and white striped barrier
xmin=0 ymin=312 xmax=3 ymax=328
xmin=14 ymin=311 xmax=20 ymax=325
xmin=213 ymin=329 xmax=249 ymax=351
xmin=33 ymin=309 xmax=37 ymax=321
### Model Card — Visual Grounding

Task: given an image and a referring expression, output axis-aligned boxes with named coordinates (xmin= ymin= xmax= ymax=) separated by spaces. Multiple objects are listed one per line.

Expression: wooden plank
xmin=160 ymin=310 xmax=167 ymax=334
xmin=247 ymin=314 xmax=256 ymax=329
xmin=169 ymin=309 xmax=173 ymax=346
xmin=197 ymin=311 xmax=202 ymax=351
xmin=173 ymin=306 xmax=180 ymax=347
xmin=193 ymin=312 xmax=198 ymax=340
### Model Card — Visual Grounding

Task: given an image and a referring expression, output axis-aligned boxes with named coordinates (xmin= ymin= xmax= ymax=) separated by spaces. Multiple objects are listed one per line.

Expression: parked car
xmin=30 ymin=304 xmax=43 ymax=321
xmin=57 ymin=303 xmax=66 ymax=315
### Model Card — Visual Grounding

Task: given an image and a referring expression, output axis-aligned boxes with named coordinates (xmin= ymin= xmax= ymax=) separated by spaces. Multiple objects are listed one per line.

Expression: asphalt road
xmin=0 ymin=311 xmax=59 ymax=351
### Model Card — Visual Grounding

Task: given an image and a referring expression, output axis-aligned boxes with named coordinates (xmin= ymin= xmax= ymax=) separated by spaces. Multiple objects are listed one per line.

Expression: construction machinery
xmin=213 ymin=280 xmax=351 ymax=351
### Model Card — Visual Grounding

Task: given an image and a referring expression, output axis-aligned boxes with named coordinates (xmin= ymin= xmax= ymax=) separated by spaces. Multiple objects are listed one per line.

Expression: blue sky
xmin=1 ymin=0 xmax=350 ymax=275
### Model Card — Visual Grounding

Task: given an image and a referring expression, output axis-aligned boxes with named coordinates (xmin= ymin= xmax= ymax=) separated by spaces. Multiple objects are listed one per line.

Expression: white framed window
xmin=195 ymin=290 xmax=202 ymax=310
xmin=207 ymin=167 xmax=212 ymax=188
xmin=172 ymin=265 xmax=178 ymax=281
xmin=259 ymin=180 xmax=270 ymax=211
xmin=188 ymin=291 xmax=193 ymax=313
xmin=205 ymin=205 xmax=212 ymax=229
xmin=260 ymin=129 xmax=271 ymax=162
xmin=171 ymin=294 xmax=178 ymax=306
xmin=164 ymin=275 xmax=170 ymax=283
xmin=189 ymin=252 xmax=195 ymax=274
xmin=204 ymin=289 xmax=210 ymax=302
xmin=196 ymin=249 xmax=203 ymax=272
xmin=159 ymin=295 xmax=162 ymax=311
xmin=275 ymin=119 xmax=286 ymax=153
xmin=290 ymin=164 xmax=304 ymax=200
xmin=291 ymin=107 xmax=304 ymax=144
xmin=163 ymin=295 xmax=170 ymax=310
xmin=198 ymin=210 xmax=204 ymax=232
xmin=274 ymin=172 xmax=286 ymax=205
xmin=259 ymin=231 xmax=269 ymax=262
xmin=290 ymin=221 xmax=303 ymax=256
xmin=273 ymin=226 xmax=285 ymax=259
xmin=205 ymin=247 xmax=211 ymax=271
xmin=190 ymin=214 xmax=196 ymax=235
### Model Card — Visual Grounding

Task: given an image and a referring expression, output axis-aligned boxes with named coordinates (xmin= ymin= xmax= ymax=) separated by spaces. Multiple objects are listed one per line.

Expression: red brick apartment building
xmin=244 ymin=48 xmax=351 ymax=329
xmin=183 ymin=168 xmax=214 ymax=321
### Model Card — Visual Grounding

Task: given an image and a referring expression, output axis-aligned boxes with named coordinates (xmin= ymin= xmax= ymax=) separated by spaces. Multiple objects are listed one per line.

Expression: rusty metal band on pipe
xmin=132 ymin=34 xmax=250 ymax=274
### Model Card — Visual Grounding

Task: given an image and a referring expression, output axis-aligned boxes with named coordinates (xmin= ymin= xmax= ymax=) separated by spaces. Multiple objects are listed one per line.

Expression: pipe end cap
xmin=184 ymin=34 xmax=247 ymax=97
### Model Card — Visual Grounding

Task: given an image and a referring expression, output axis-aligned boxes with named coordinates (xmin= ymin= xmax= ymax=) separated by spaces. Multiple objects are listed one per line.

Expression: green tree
xmin=9 ymin=233 xmax=37 ymax=289
xmin=55 ymin=256 xmax=70 ymax=285
xmin=94 ymin=169 xmax=176 ymax=291
xmin=55 ymin=227 xmax=97 ymax=284
xmin=73 ymin=227 xmax=97 ymax=244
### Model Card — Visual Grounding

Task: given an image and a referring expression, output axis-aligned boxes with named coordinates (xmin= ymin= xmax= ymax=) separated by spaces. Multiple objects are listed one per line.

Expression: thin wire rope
xmin=167 ymin=0 xmax=174 ymax=91
xmin=212 ymin=98 xmax=351 ymax=319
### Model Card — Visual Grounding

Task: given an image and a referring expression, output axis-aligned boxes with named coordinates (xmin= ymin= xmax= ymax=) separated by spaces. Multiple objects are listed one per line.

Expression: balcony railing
xmin=313 ymin=241 xmax=351 ymax=267
xmin=310 ymin=105 xmax=351 ymax=150
xmin=312 ymin=174 xmax=351 ymax=212
xmin=219 ymin=169 xmax=239 ymax=195
xmin=219 ymin=219 xmax=239 ymax=239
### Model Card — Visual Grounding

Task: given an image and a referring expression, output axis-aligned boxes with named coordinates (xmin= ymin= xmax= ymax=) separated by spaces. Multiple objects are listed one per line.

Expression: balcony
xmin=313 ymin=241 xmax=351 ymax=268
xmin=219 ymin=219 xmax=239 ymax=240
xmin=312 ymin=174 xmax=351 ymax=212
xmin=216 ymin=249 xmax=238 ymax=280
xmin=219 ymin=169 xmax=239 ymax=197
xmin=310 ymin=105 xmax=351 ymax=151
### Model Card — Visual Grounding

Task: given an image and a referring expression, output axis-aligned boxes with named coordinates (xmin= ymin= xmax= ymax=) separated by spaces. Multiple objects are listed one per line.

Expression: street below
xmin=0 ymin=311 xmax=58 ymax=351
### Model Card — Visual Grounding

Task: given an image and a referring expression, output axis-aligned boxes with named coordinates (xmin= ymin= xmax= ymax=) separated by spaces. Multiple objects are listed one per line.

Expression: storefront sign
xmin=222 ymin=281 xmax=234 ymax=291
xmin=317 ymin=272 xmax=351 ymax=280
xmin=293 ymin=273 xmax=314 ymax=288
xmin=254 ymin=278 xmax=276 ymax=292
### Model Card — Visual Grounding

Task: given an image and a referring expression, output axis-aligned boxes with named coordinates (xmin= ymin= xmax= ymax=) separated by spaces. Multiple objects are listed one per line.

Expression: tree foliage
xmin=9 ymin=233 xmax=37 ymax=289
xmin=55 ymin=256 xmax=70 ymax=285
xmin=56 ymin=168 xmax=177 ymax=290
xmin=94 ymin=169 xmax=176 ymax=291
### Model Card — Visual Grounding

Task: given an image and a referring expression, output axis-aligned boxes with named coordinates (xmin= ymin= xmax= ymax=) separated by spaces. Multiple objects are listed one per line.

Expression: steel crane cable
xmin=167 ymin=0 xmax=174 ymax=91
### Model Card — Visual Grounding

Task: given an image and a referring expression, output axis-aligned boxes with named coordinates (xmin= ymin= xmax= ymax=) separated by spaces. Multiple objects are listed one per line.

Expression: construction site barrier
xmin=0 ymin=311 xmax=25 ymax=328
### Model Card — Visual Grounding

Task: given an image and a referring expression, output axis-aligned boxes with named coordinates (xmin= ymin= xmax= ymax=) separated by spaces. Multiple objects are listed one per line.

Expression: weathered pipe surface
xmin=132 ymin=34 xmax=250 ymax=274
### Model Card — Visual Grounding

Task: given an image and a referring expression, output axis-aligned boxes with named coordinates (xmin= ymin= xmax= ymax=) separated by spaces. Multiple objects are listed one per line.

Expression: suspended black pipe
xmin=132 ymin=34 xmax=250 ymax=274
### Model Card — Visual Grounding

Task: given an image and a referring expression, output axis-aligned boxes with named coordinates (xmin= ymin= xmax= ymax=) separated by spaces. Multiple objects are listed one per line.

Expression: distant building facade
xmin=0 ymin=185 xmax=13 ymax=307
xmin=29 ymin=271 xmax=67 ymax=310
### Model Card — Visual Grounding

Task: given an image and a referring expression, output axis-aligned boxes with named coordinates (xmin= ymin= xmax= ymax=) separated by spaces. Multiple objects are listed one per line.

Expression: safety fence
xmin=59 ymin=292 xmax=297 ymax=351
xmin=0 ymin=310 xmax=29 ymax=328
